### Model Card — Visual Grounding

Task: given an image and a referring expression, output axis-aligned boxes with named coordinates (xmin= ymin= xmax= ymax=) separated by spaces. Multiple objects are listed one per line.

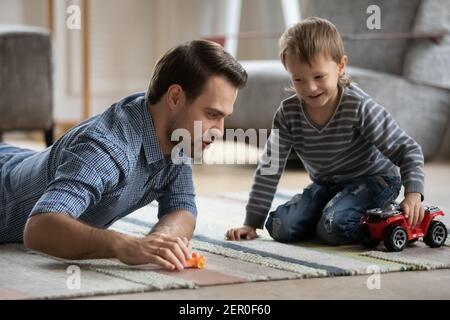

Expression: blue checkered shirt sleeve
xmin=157 ymin=164 xmax=197 ymax=218
xmin=30 ymin=136 xmax=128 ymax=218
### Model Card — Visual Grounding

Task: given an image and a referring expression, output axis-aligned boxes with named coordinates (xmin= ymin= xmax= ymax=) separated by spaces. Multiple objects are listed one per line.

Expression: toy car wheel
xmin=384 ymin=225 xmax=408 ymax=251
xmin=424 ymin=221 xmax=448 ymax=248
xmin=360 ymin=224 xmax=380 ymax=248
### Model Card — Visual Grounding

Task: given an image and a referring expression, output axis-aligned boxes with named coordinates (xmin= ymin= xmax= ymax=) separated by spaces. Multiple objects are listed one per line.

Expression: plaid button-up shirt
xmin=0 ymin=93 xmax=197 ymax=243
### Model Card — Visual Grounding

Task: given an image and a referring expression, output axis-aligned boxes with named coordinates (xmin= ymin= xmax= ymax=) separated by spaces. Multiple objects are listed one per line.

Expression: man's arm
xmin=24 ymin=213 xmax=190 ymax=270
xmin=149 ymin=210 xmax=196 ymax=261
xmin=149 ymin=210 xmax=196 ymax=239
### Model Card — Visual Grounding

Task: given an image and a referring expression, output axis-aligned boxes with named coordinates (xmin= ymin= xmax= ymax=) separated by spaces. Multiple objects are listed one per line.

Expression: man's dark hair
xmin=146 ymin=40 xmax=248 ymax=105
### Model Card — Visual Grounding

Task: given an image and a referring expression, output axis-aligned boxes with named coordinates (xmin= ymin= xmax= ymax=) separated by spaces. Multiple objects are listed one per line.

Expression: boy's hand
xmin=400 ymin=192 xmax=424 ymax=227
xmin=225 ymin=225 xmax=257 ymax=241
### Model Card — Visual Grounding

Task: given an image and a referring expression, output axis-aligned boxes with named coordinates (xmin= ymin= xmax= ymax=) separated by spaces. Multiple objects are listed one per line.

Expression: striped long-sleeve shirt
xmin=245 ymin=83 xmax=425 ymax=229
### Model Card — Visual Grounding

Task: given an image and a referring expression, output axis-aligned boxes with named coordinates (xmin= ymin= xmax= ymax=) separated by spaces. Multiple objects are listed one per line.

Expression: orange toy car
xmin=186 ymin=252 xmax=206 ymax=269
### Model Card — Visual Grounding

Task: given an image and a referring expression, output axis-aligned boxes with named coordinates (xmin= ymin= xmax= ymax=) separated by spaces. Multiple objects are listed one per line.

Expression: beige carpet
xmin=1 ymin=191 xmax=449 ymax=300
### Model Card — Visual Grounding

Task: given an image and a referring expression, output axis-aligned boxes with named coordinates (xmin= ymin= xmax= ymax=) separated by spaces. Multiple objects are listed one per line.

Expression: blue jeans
xmin=265 ymin=176 xmax=401 ymax=245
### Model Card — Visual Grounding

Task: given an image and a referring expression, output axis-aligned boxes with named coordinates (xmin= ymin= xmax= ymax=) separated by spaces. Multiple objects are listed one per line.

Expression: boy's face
xmin=284 ymin=52 xmax=347 ymax=111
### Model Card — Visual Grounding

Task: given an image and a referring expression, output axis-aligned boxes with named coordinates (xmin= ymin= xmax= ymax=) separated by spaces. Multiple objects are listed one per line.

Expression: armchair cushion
xmin=0 ymin=25 xmax=53 ymax=131
xmin=403 ymin=0 xmax=450 ymax=90
xmin=300 ymin=0 xmax=421 ymax=75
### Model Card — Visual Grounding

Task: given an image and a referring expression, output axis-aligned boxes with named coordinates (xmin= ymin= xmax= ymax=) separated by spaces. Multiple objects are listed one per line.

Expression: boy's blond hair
xmin=279 ymin=17 xmax=350 ymax=87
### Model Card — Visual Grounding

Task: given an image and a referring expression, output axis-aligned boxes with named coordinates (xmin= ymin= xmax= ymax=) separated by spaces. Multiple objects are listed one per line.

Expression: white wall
xmin=0 ymin=0 xmax=295 ymax=123
xmin=0 ymin=0 xmax=47 ymax=27
xmin=89 ymin=0 xmax=210 ymax=116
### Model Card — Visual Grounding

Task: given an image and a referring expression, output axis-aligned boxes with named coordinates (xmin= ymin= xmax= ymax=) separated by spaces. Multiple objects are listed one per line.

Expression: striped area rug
xmin=115 ymin=191 xmax=450 ymax=278
xmin=1 ymin=191 xmax=449 ymax=299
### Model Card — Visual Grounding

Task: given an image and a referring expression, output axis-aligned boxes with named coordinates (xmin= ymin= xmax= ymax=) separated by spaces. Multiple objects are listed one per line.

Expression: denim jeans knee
xmin=316 ymin=207 xmax=362 ymax=245
xmin=265 ymin=183 xmax=329 ymax=242
xmin=315 ymin=175 xmax=401 ymax=245
xmin=370 ymin=176 xmax=402 ymax=208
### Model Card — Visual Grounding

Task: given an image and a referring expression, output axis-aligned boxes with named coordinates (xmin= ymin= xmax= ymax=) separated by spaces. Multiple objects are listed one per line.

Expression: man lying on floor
xmin=0 ymin=40 xmax=247 ymax=271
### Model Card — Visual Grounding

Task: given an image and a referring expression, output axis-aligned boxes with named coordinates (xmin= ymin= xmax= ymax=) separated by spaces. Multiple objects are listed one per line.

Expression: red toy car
xmin=360 ymin=204 xmax=448 ymax=251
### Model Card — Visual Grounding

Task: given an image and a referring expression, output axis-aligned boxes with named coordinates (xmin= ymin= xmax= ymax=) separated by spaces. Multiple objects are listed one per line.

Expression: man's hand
xmin=400 ymin=192 xmax=424 ymax=226
xmin=225 ymin=225 xmax=257 ymax=241
xmin=115 ymin=233 xmax=191 ymax=271
xmin=24 ymin=212 xmax=195 ymax=272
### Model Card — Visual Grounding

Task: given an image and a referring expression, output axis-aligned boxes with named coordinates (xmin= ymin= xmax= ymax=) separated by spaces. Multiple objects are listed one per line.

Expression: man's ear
xmin=166 ymin=84 xmax=185 ymax=111
xmin=338 ymin=55 xmax=348 ymax=75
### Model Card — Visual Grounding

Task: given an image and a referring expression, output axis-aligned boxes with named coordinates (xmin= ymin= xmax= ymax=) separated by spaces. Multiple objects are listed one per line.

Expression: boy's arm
xmin=244 ymin=106 xmax=294 ymax=229
xmin=359 ymin=100 xmax=425 ymax=225
xmin=358 ymin=100 xmax=425 ymax=198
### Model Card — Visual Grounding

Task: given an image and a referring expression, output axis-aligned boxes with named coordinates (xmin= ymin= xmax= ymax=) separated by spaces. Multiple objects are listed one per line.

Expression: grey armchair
xmin=0 ymin=25 xmax=54 ymax=146
xmin=227 ymin=0 xmax=450 ymax=160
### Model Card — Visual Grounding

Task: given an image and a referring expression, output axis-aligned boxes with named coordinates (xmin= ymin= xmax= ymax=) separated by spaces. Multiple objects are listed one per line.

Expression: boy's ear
xmin=338 ymin=55 xmax=348 ymax=75
xmin=166 ymin=84 xmax=185 ymax=111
